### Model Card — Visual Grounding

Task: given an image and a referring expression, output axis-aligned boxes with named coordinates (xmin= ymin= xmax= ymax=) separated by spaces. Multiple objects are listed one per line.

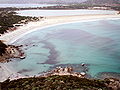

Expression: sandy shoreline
xmin=0 ymin=63 xmax=26 ymax=82
xmin=0 ymin=14 xmax=120 ymax=82
xmin=0 ymin=14 xmax=120 ymax=44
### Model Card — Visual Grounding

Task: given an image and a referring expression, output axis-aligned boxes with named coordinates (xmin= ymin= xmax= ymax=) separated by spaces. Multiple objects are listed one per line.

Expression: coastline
xmin=0 ymin=14 xmax=120 ymax=82
xmin=0 ymin=14 xmax=120 ymax=44
xmin=0 ymin=63 xmax=26 ymax=82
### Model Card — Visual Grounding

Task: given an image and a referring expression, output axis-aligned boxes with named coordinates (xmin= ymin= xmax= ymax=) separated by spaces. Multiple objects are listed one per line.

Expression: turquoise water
xmin=16 ymin=9 xmax=117 ymax=17
xmin=11 ymin=19 xmax=120 ymax=77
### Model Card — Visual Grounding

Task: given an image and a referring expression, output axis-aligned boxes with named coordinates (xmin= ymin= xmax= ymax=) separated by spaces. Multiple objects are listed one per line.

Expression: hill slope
xmin=1 ymin=75 xmax=120 ymax=90
xmin=83 ymin=0 xmax=120 ymax=5
xmin=0 ymin=75 xmax=107 ymax=90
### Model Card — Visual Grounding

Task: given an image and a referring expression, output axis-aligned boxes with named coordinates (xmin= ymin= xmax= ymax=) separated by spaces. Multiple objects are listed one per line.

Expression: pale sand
xmin=0 ymin=63 xmax=26 ymax=82
xmin=0 ymin=14 xmax=120 ymax=44
xmin=0 ymin=14 xmax=120 ymax=82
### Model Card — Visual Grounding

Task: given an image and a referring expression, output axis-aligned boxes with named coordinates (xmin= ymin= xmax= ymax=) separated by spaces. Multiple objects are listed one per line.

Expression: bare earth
xmin=0 ymin=14 xmax=120 ymax=82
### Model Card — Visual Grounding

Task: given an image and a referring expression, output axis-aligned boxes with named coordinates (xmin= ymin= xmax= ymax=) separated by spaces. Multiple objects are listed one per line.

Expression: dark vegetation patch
xmin=0 ymin=11 xmax=39 ymax=34
xmin=0 ymin=75 xmax=108 ymax=90
xmin=0 ymin=40 xmax=7 ymax=56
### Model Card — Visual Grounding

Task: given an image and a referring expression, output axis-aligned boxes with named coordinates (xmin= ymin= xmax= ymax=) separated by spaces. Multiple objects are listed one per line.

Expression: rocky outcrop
xmin=0 ymin=45 xmax=25 ymax=63
xmin=105 ymin=78 xmax=120 ymax=90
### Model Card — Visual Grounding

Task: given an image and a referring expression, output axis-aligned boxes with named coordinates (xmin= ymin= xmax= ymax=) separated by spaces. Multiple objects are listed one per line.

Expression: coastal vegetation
xmin=0 ymin=75 xmax=120 ymax=90
xmin=0 ymin=40 xmax=7 ymax=56
xmin=0 ymin=11 xmax=40 ymax=34
xmin=0 ymin=75 xmax=108 ymax=90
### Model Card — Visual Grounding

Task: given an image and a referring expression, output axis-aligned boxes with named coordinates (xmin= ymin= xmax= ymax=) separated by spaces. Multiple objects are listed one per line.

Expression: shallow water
xmin=10 ymin=18 xmax=120 ymax=77
xmin=16 ymin=9 xmax=117 ymax=17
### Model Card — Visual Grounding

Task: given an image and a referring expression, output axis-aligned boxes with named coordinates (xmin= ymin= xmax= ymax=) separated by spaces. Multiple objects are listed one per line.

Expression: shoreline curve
xmin=0 ymin=14 xmax=120 ymax=44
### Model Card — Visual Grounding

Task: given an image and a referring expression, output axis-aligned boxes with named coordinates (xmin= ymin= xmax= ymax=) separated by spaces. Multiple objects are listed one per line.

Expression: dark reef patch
xmin=37 ymin=40 xmax=59 ymax=65
xmin=96 ymin=72 xmax=120 ymax=80
xmin=17 ymin=69 xmax=33 ymax=74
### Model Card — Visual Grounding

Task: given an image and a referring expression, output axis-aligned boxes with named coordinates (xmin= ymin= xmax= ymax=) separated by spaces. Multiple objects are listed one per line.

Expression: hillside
xmin=82 ymin=0 xmax=120 ymax=5
xmin=1 ymin=75 xmax=120 ymax=90
xmin=0 ymin=75 xmax=108 ymax=90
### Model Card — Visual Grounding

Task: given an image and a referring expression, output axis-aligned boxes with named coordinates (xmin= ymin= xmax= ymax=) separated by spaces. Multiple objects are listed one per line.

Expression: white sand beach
xmin=0 ymin=14 xmax=120 ymax=82
xmin=0 ymin=63 xmax=26 ymax=82
xmin=0 ymin=14 xmax=120 ymax=44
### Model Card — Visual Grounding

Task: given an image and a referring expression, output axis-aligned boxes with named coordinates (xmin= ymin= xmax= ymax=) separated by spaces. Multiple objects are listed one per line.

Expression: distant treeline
xmin=0 ymin=4 xmax=120 ymax=11
xmin=111 ymin=6 xmax=120 ymax=11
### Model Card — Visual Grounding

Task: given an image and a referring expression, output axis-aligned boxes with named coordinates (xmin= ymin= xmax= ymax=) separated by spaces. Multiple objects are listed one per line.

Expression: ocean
xmin=8 ymin=18 xmax=120 ymax=77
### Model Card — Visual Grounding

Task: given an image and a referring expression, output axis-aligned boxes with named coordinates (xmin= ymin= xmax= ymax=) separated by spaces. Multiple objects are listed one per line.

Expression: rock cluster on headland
xmin=0 ymin=41 xmax=25 ymax=63
xmin=38 ymin=66 xmax=86 ymax=78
